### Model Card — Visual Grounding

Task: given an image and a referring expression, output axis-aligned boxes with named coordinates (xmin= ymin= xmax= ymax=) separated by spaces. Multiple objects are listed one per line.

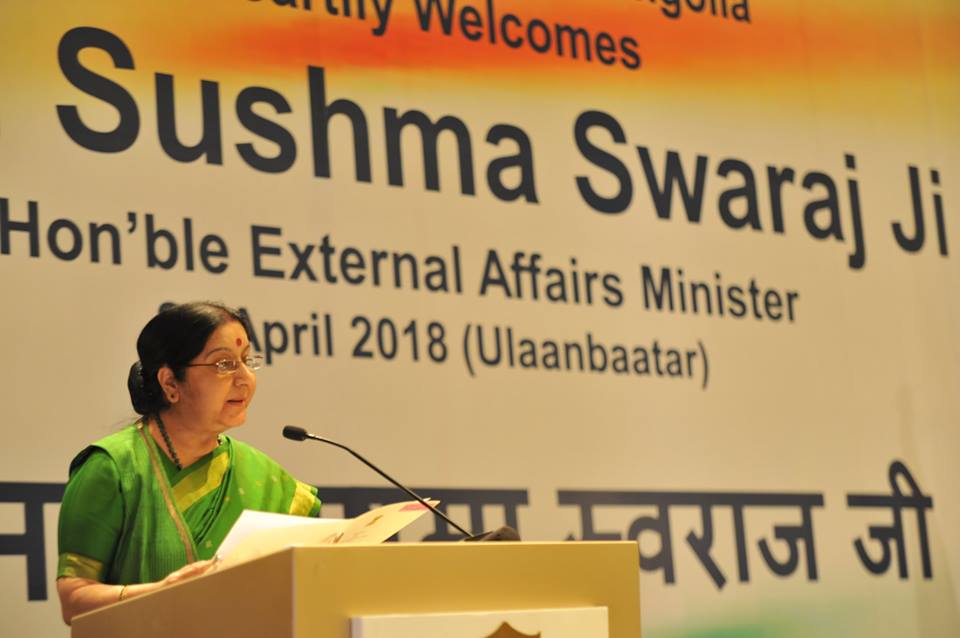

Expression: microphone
xmin=282 ymin=425 xmax=476 ymax=539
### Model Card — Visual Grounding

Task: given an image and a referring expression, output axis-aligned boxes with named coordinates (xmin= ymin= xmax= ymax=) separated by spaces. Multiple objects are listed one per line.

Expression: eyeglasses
xmin=185 ymin=354 xmax=265 ymax=375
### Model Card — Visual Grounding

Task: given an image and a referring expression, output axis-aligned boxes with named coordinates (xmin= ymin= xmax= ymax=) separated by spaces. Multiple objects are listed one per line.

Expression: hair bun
xmin=127 ymin=361 xmax=163 ymax=415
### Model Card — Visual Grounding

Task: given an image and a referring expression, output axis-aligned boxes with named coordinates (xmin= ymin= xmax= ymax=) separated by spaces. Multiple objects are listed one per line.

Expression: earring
xmin=167 ymin=393 xmax=178 ymax=402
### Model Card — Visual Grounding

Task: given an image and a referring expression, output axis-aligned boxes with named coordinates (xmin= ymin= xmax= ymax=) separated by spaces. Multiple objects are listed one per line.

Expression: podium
xmin=71 ymin=542 xmax=641 ymax=638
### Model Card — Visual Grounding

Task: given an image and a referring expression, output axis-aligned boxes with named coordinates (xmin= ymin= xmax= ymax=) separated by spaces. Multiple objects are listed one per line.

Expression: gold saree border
xmin=172 ymin=452 xmax=230 ymax=514
xmin=138 ymin=422 xmax=197 ymax=564
xmin=289 ymin=480 xmax=316 ymax=516
xmin=57 ymin=552 xmax=104 ymax=581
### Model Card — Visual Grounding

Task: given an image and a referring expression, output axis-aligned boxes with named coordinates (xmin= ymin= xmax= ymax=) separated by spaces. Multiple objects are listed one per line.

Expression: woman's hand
xmin=58 ymin=559 xmax=218 ymax=625
xmin=159 ymin=558 xmax=218 ymax=587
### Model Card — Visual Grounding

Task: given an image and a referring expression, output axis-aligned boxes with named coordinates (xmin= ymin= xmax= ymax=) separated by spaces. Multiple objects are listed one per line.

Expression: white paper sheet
xmin=217 ymin=500 xmax=438 ymax=567
xmin=216 ymin=510 xmax=344 ymax=558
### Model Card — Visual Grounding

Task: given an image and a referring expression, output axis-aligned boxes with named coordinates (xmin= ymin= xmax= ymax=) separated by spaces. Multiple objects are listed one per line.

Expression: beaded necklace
xmin=154 ymin=413 xmax=183 ymax=471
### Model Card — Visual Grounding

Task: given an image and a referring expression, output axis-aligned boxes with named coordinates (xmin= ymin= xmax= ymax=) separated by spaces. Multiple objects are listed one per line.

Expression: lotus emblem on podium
xmin=483 ymin=621 xmax=542 ymax=638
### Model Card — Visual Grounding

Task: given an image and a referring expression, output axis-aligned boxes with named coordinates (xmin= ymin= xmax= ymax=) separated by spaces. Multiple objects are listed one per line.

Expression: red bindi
xmin=236 ymin=338 xmax=242 ymax=346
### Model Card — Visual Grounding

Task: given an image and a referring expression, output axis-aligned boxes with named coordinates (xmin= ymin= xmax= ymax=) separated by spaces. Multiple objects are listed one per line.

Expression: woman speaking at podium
xmin=56 ymin=302 xmax=322 ymax=624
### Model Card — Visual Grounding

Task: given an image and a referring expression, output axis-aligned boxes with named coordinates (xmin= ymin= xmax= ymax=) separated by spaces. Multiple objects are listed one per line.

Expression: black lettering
xmin=892 ymin=166 xmax=925 ymax=252
xmin=641 ymin=265 xmax=674 ymax=311
xmin=289 ymin=243 xmax=317 ymax=281
xmin=413 ymin=0 xmax=456 ymax=33
xmin=602 ymin=273 xmax=624 ymax=307
xmin=595 ymin=32 xmax=616 ymax=65
xmin=155 ymin=74 xmax=223 ymax=164
xmin=89 ymin=222 xmax=121 ymax=264
xmin=459 ymin=6 xmax=484 ymax=40
xmin=47 ymin=219 xmax=83 ymax=261
xmin=236 ymin=86 xmax=296 ymax=173
xmin=392 ymin=252 xmax=418 ymax=288
xmin=263 ymin=321 xmax=288 ymax=364
xmin=555 ymin=24 xmax=591 ymax=61
xmin=486 ymin=124 xmax=538 ymax=203
xmin=717 ymin=158 xmax=761 ymax=230
xmin=199 ymin=235 xmax=228 ymax=273
xmin=341 ymin=247 xmax=367 ymax=284
xmin=251 ymin=225 xmax=284 ymax=278
xmin=802 ymin=171 xmax=842 ymax=240
xmin=767 ymin=166 xmax=795 ymax=233
xmin=727 ymin=285 xmax=747 ymax=317
xmin=56 ymin=27 xmax=139 ymax=153
xmin=619 ymin=36 xmax=641 ymax=70
xmin=0 ymin=199 xmax=41 ymax=257
xmin=637 ymin=147 xmax=709 ymax=223
xmin=145 ymin=214 xmax=177 ymax=269
xmin=661 ymin=0 xmax=681 ymax=19
xmin=479 ymin=250 xmax=511 ymax=297
xmin=0 ymin=482 xmax=66 ymax=601
xmin=574 ymin=110 xmax=633 ymax=214
xmin=308 ymin=66 xmax=372 ymax=182
xmin=384 ymin=108 xmax=475 ymax=195
xmin=527 ymin=20 xmax=552 ymax=53
xmin=500 ymin=14 xmax=524 ymax=48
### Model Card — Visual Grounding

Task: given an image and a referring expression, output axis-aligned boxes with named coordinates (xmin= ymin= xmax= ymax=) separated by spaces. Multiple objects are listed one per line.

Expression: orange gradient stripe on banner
xmin=114 ymin=1 xmax=960 ymax=87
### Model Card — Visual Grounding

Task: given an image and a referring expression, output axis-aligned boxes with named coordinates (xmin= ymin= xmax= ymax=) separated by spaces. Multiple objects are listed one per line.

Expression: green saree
xmin=57 ymin=422 xmax=321 ymax=585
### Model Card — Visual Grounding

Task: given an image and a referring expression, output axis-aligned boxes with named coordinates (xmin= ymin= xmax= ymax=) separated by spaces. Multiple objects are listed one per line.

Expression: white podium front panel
xmin=352 ymin=606 xmax=609 ymax=638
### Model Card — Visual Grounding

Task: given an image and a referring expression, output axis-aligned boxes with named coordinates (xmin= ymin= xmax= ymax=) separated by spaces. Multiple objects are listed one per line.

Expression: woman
xmin=56 ymin=302 xmax=321 ymax=624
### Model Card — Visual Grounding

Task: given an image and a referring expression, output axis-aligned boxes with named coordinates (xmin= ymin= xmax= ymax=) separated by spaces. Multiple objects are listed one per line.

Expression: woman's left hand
xmin=159 ymin=558 xmax=218 ymax=588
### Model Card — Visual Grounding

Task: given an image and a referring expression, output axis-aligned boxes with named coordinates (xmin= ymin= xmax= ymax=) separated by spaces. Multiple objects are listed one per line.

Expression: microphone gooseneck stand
xmin=282 ymin=425 xmax=519 ymax=541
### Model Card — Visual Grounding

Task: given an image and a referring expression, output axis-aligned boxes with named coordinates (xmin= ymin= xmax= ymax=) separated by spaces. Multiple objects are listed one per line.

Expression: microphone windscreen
xmin=282 ymin=425 xmax=309 ymax=441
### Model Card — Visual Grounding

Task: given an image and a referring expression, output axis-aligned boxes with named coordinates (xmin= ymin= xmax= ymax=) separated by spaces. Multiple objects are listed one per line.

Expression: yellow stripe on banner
xmin=57 ymin=553 xmax=105 ymax=581
xmin=289 ymin=480 xmax=316 ymax=516
xmin=172 ymin=453 xmax=230 ymax=513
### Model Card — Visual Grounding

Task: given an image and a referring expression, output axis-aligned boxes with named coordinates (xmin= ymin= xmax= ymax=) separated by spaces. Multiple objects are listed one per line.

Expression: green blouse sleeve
xmin=56 ymin=449 xmax=124 ymax=581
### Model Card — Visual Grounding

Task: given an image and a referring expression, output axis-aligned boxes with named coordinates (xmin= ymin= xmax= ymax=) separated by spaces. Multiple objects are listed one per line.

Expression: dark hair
xmin=127 ymin=302 xmax=250 ymax=415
